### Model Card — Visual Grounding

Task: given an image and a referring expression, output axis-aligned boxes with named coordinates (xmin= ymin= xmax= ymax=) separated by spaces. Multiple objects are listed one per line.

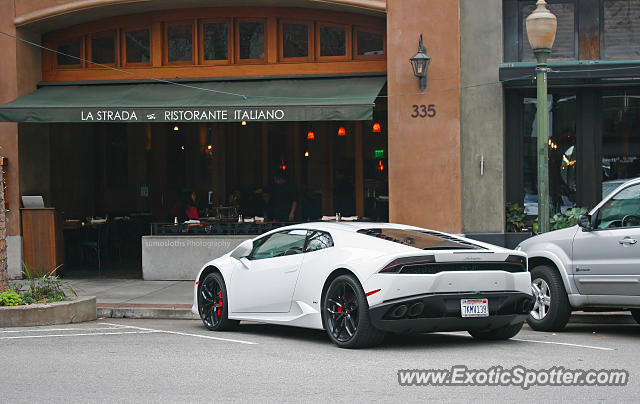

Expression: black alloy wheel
xmin=198 ymin=272 xmax=239 ymax=331
xmin=322 ymin=274 xmax=385 ymax=348
xmin=326 ymin=281 xmax=359 ymax=342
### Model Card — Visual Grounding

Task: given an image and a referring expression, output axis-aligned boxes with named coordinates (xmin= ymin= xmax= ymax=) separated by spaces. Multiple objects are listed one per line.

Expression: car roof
xmin=278 ymin=221 xmax=435 ymax=233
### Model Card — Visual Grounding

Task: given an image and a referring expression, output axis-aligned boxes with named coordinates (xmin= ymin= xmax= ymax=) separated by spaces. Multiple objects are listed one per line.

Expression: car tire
xmin=322 ymin=274 xmax=385 ymax=349
xmin=198 ymin=272 xmax=239 ymax=331
xmin=527 ymin=265 xmax=571 ymax=331
xmin=630 ymin=309 xmax=640 ymax=325
xmin=468 ymin=321 xmax=524 ymax=340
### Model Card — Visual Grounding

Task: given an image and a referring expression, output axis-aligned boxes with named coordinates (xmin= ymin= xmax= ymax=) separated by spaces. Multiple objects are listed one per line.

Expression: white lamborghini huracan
xmin=192 ymin=222 xmax=533 ymax=348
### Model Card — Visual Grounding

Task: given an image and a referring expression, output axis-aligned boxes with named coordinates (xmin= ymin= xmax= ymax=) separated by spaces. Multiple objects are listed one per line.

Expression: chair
xmin=79 ymin=223 xmax=108 ymax=276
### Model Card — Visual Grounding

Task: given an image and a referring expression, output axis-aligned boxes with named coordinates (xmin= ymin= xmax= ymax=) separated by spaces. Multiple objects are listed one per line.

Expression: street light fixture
xmin=526 ymin=0 xmax=557 ymax=233
xmin=409 ymin=33 xmax=431 ymax=91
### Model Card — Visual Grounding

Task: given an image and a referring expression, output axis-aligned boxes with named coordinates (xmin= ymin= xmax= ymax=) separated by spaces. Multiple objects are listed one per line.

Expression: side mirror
xmin=577 ymin=214 xmax=592 ymax=231
xmin=230 ymin=240 xmax=253 ymax=259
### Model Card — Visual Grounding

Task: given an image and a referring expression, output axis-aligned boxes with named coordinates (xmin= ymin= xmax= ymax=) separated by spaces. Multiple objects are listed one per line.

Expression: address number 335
xmin=411 ymin=104 xmax=436 ymax=118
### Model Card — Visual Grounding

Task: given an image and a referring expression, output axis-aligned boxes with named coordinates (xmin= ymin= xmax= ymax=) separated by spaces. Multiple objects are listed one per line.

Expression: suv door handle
xmin=619 ymin=237 xmax=638 ymax=245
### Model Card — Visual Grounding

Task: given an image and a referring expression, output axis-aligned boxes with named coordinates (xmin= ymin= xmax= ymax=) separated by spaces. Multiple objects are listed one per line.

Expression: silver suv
xmin=517 ymin=177 xmax=640 ymax=331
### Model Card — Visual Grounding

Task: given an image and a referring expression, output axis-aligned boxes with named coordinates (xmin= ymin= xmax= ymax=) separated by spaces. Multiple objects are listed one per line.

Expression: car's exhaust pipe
xmin=390 ymin=305 xmax=408 ymax=318
xmin=408 ymin=302 xmax=424 ymax=317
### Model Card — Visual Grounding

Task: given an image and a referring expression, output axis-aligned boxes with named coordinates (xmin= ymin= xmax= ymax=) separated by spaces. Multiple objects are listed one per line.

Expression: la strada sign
xmin=80 ymin=108 xmax=286 ymax=122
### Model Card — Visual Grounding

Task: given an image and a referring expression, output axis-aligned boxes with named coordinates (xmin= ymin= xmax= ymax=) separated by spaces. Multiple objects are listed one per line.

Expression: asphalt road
xmin=1 ymin=319 xmax=638 ymax=403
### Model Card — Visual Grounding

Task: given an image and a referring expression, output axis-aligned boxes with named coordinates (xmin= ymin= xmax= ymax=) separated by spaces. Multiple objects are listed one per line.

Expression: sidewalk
xmin=69 ymin=278 xmax=636 ymax=324
xmin=69 ymin=279 xmax=197 ymax=320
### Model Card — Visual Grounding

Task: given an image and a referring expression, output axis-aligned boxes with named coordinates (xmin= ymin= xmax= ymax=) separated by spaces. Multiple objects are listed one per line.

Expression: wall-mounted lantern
xmin=409 ymin=33 xmax=431 ymax=91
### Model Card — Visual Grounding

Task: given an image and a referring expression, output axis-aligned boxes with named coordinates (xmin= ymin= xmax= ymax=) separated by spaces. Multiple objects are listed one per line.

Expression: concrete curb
xmin=98 ymin=306 xmax=198 ymax=320
xmin=0 ymin=296 xmax=97 ymax=327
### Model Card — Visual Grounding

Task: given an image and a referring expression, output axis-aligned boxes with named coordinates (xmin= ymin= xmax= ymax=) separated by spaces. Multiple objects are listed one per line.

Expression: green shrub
xmin=12 ymin=263 xmax=76 ymax=305
xmin=0 ymin=290 xmax=23 ymax=306
xmin=506 ymin=203 xmax=526 ymax=232
xmin=532 ymin=207 xmax=589 ymax=233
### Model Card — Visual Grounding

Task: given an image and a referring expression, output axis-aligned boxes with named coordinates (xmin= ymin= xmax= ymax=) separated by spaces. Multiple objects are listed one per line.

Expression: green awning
xmin=0 ymin=76 xmax=386 ymax=123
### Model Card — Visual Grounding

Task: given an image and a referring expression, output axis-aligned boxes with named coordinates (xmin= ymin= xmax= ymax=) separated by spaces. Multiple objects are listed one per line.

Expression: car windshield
xmin=357 ymin=228 xmax=483 ymax=250
xmin=602 ymin=180 xmax=627 ymax=198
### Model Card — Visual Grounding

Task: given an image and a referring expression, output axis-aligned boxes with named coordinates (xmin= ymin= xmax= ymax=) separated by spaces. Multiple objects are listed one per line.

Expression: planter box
xmin=0 ymin=296 xmax=96 ymax=327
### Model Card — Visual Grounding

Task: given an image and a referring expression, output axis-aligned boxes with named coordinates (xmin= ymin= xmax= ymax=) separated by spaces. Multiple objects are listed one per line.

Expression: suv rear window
xmin=357 ymin=228 xmax=483 ymax=250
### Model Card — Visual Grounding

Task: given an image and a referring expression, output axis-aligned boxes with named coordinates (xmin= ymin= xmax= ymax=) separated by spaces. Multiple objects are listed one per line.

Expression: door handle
xmin=619 ymin=237 xmax=638 ymax=245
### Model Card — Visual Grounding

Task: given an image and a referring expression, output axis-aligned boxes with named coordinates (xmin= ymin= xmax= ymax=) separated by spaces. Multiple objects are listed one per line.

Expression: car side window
xmin=248 ymin=229 xmax=307 ymax=260
xmin=304 ymin=231 xmax=334 ymax=253
xmin=595 ymin=184 xmax=640 ymax=229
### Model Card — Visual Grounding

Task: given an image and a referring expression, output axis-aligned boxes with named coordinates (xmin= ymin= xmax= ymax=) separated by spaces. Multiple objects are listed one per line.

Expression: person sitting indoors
xmin=184 ymin=190 xmax=200 ymax=220
xmin=171 ymin=190 xmax=200 ymax=222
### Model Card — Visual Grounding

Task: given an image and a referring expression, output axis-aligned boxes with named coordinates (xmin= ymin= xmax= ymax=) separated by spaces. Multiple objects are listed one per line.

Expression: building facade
xmin=3 ymin=0 xmax=636 ymax=278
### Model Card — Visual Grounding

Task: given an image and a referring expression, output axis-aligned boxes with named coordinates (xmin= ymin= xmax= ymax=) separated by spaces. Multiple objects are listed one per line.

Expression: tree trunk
xmin=0 ymin=159 xmax=8 ymax=291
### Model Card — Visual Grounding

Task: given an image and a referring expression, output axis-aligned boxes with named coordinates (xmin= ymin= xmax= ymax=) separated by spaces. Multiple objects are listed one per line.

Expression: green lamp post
xmin=526 ymin=0 xmax=557 ymax=233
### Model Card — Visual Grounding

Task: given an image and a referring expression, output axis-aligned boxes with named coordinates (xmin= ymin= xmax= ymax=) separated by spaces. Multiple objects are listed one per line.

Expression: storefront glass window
xmin=167 ymin=24 xmax=193 ymax=62
xmin=91 ymin=31 xmax=116 ymax=64
xmin=320 ymin=25 xmax=346 ymax=57
xmin=203 ymin=22 xmax=228 ymax=60
xmin=602 ymin=92 xmax=640 ymax=189
xmin=356 ymin=29 xmax=384 ymax=56
xmin=239 ymin=21 xmax=265 ymax=59
xmin=57 ymin=39 xmax=81 ymax=66
xmin=282 ymin=23 xmax=308 ymax=58
xmin=521 ymin=94 xmax=577 ymax=215
xmin=520 ymin=2 xmax=575 ymax=61
xmin=603 ymin=0 xmax=640 ymax=58
xmin=125 ymin=29 xmax=150 ymax=64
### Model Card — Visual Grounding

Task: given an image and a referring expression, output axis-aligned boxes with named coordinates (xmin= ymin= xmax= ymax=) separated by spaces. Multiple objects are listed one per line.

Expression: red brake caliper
xmin=217 ymin=291 xmax=223 ymax=318
xmin=337 ymin=296 xmax=344 ymax=313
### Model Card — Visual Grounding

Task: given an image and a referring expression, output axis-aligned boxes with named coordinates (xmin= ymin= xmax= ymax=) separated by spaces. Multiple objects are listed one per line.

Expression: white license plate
xmin=460 ymin=298 xmax=489 ymax=318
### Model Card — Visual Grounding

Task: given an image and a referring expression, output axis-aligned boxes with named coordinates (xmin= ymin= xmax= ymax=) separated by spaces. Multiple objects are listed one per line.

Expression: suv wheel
xmin=527 ymin=265 xmax=571 ymax=331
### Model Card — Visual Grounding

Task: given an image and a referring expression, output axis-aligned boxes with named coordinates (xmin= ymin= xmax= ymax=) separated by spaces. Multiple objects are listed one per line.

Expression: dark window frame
xmin=505 ymin=0 xmax=640 ymax=62
xmin=504 ymin=87 xmax=610 ymax=212
xmin=599 ymin=0 xmax=640 ymax=60
xmin=516 ymin=0 xmax=579 ymax=62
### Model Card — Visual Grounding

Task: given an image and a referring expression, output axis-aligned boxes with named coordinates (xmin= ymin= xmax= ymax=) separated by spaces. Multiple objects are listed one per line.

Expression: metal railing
xmin=150 ymin=221 xmax=296 ymax=236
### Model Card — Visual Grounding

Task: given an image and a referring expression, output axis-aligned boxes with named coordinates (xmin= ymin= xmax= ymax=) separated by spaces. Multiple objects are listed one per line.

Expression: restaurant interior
xmin=17 ymin=108 xmax=389 ymax=277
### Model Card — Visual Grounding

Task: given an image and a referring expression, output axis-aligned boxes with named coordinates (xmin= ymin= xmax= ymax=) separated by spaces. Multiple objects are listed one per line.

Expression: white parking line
xmin=511 ymin=337 xmax=614 ymax=351
xmin=0 ymin=327 xmax=127 ymax=333
xmin=1 ymin=331 xmax=157 ymax=340
xmin=100 ymin=322 xmax=258 ymax=345
xmin=442 ymin=331 xmax=613 ymax=351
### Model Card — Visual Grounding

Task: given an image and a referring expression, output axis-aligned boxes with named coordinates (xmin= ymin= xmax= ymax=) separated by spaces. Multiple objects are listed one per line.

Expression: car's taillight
xmin=379 ymin=255 xmax=436 ymax=273
xmin=505 ymin=254 xmax=527 ymax=271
